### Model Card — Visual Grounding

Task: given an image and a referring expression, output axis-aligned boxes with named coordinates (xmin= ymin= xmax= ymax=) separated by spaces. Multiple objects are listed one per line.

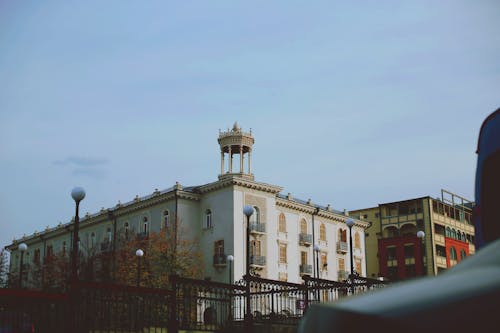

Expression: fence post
xmin=303 ymin=276 xmax=309 ymax=313
xmin=169 ymin=275 xmax=179 ymax=333
xmin=244 ymin=274 xmax=253 ymax=333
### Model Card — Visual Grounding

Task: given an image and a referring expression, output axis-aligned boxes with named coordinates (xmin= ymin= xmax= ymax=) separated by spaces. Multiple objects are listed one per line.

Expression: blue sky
xmin=1 ymin=1 xmax=499 ymax=250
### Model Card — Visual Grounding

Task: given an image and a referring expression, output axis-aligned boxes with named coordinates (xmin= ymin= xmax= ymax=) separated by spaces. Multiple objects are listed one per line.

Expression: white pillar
xmin=248 ymin=149 xmax=252 ymax=174
xmin=239 ymin=146 xmax=243 ymax=173
xmin=221 ymin=150 xmax=225 ymax=175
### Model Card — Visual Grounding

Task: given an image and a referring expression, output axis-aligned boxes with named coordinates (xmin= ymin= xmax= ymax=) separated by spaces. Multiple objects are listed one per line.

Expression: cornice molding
xmin=276 ymin=197 xmax=370 ymax=229
xmin=197 ymin=176 xmax=282 ymax=195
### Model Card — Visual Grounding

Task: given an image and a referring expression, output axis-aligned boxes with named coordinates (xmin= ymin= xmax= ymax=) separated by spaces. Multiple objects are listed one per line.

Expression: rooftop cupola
xmin=218 ymin=122 xmax=254 ymax=180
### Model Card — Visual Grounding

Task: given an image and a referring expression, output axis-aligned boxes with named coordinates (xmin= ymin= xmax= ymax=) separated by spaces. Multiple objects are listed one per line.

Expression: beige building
xmin=350 ymin=190 xmax=474 ymax=281
xmin=7 ymin=123 xmax=369 ymax=286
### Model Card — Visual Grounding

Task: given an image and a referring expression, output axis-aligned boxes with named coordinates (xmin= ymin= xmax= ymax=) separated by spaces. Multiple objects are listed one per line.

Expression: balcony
xmin=338 ymin=270 xmax=349 ymax=281
xmin=299 ymin=233 xmax=312 ymax=246
xmin=250 ymin=223 xmax=266 ymax=234
xmin=336 ymin=241 xmax=348 ymax=253
xmin=300 ymin=264 xmax=312 ymax=275
xmin=250 ymin=255 xmax=266 ymax=267
xmin=213 ymin=254 xmax=227 ymax=267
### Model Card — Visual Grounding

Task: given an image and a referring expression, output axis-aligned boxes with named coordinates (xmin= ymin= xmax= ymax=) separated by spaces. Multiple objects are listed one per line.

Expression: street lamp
xmin=227 ymin=255 xmax=234 ymax=284
xmin=417 ymin=230 xmax=426 ymax=276
xmin=18 ymin=243 xmax=28 ymax=288
xmin=313 ymin=243 xmax=320 ymax=301
xmin=313 ymin=244 xmax=320 ymax=279
xmin=346 ymin=218 xmax=355 ymax=294
xmin=243 ymin=205 xmax=254 ymax=325
xmin=71 ymin=187 xmax=85 ymax=283
xmin=136 ymin=249 xmax=144 ymax=287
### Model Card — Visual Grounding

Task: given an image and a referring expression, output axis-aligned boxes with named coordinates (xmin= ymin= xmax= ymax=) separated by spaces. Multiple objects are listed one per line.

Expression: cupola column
xmin=239 ymin=145 xmax=244 ymax=173
xmin=220 ymin=150 xmax=225 ymax=174
xmin=217 ymin=122 xmax=255 ymax=181
xmin=248 ymin=149 xmax=252 ymax=174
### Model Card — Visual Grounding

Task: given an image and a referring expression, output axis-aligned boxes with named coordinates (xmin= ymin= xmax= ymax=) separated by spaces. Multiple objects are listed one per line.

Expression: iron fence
xmin=0 ymin=273 xmax=389 ymax=333
xmin=0 ymin=288 xmax=68 ymax=333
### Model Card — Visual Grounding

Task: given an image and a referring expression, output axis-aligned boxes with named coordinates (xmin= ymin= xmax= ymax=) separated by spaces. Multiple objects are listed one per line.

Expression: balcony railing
xmin=250 ymin=255 xmax=266 ymax=267
xmin=336 ymin=241 xmax=348 ymax=253
xmin=300 ymin=264 xmax=312 ymax=275
xmin=213 ymin=254 xmax=227 ymax=266
xmin=299 ymin=233 xmax=312 ymax=245
xmin=338 ymin=270 xmax=349 ymax=281
xmin=250 ymin=223 xmax=266 ymax=234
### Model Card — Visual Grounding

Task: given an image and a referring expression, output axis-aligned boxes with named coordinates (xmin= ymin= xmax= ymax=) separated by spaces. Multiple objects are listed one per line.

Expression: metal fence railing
xmin=0 ymin=273 xmax=388 ymax=333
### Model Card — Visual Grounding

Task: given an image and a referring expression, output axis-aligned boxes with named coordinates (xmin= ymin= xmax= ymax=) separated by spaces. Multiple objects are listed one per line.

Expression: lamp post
xmin=313 ymin=244 xmax=320 ymax=279
xmin=313 ymin=243 xmax=320 ymax=301
xmin=346 ymin=218 xmax=355 ymax=294
xmin=136 ymin=249 xmax=144 ymax=287
xmin=71 ymin=187 xmax=85 ymax=283
xmin=417 ymin=230 xmax=425 ymax=276
xmin=243 ymin=205 xmax=254 ymax=326
xmin=18 ymin=243 xmax=28 ymax=288
xmin=227 ymin=255 xmax=234 ymax=284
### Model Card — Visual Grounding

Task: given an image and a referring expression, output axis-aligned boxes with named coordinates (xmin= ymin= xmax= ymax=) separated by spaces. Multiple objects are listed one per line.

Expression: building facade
xmin=7 ymin=123 xmax=369 ymax=287
xmin=350 ymin=190 xmax=474 ymax=281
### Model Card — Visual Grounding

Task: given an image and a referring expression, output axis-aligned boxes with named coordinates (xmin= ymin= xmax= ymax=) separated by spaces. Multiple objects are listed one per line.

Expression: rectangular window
xmin=405 ymin=264 xmax=416 ymax=277
xmin=404 ymin=244 xmax=414 ymax=259
xmin=301 ymin=251 xmax=308 ymax=265
xmin=278 ymin=272 xmax=288 ymax=281
xmin=321 ymin=253 xmax=328 ymax=270
xmin=387 ymin=246 xmax=397 ymax=260
xmin=251 ymin=240 xmax=261 ymax=256
xmin=436 ymin=245 xmax=446 ymax=257
xmin=279 ymin=244 xmax=287 ymax=263
xmin=214 ymin=240 xmax=224 ymax=256
xmin=387 ymin=266 xmax=398 ymax=281
xmin=355 ymin=258 xmax=362 ymax=274
xmin=338 ymin=258 xmax=345 ymax=271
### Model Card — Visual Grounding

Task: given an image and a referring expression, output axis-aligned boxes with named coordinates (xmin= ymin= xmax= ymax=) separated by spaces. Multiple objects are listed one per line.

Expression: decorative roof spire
xmin=232 ymin=122 xmax=240 ymax=132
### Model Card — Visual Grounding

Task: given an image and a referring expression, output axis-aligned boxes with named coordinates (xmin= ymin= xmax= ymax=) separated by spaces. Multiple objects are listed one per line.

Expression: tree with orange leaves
xmin=114 ymin=219 xmax=203 ymax=288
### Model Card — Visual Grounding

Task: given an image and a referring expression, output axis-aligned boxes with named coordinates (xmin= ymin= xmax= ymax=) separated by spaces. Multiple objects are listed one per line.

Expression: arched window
xmin=163 ymin=210 xmax=169 ymax=229
xmin=462 ymin=232 xmax=466 ymax=242
xmin=445 ymin=227 xmax=451 ymax=237
xmin=106 ymin=227 xmax=112 ymax=242
xmin=124 ymin=222 xmax=129 ymax=240
xmin=278 ymin=213 xmax=286 ymax=233
xmin=319 ymin=223 xmax=326 ymax=241
xmin=354 ymin=232 xmax=361 ymax=249
xmin=90 ymin=232 xmax=96 ymax=248
xmin=250 ymin=206 xmax=260 ymax=224
xmin=142 ymin=216 xmax=149 ymax=235
xmin=450 ymin=247 xmax=457 ymax=260
xmin=300 ymin=219 xmax=308 ymax=234
xmin=205 ymin=209 xmax=213 ymax=229
xmin=451 ymin=229 xmax=457 ymax=239
xmin=338 ymin=229 xmax=347 ymax=242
